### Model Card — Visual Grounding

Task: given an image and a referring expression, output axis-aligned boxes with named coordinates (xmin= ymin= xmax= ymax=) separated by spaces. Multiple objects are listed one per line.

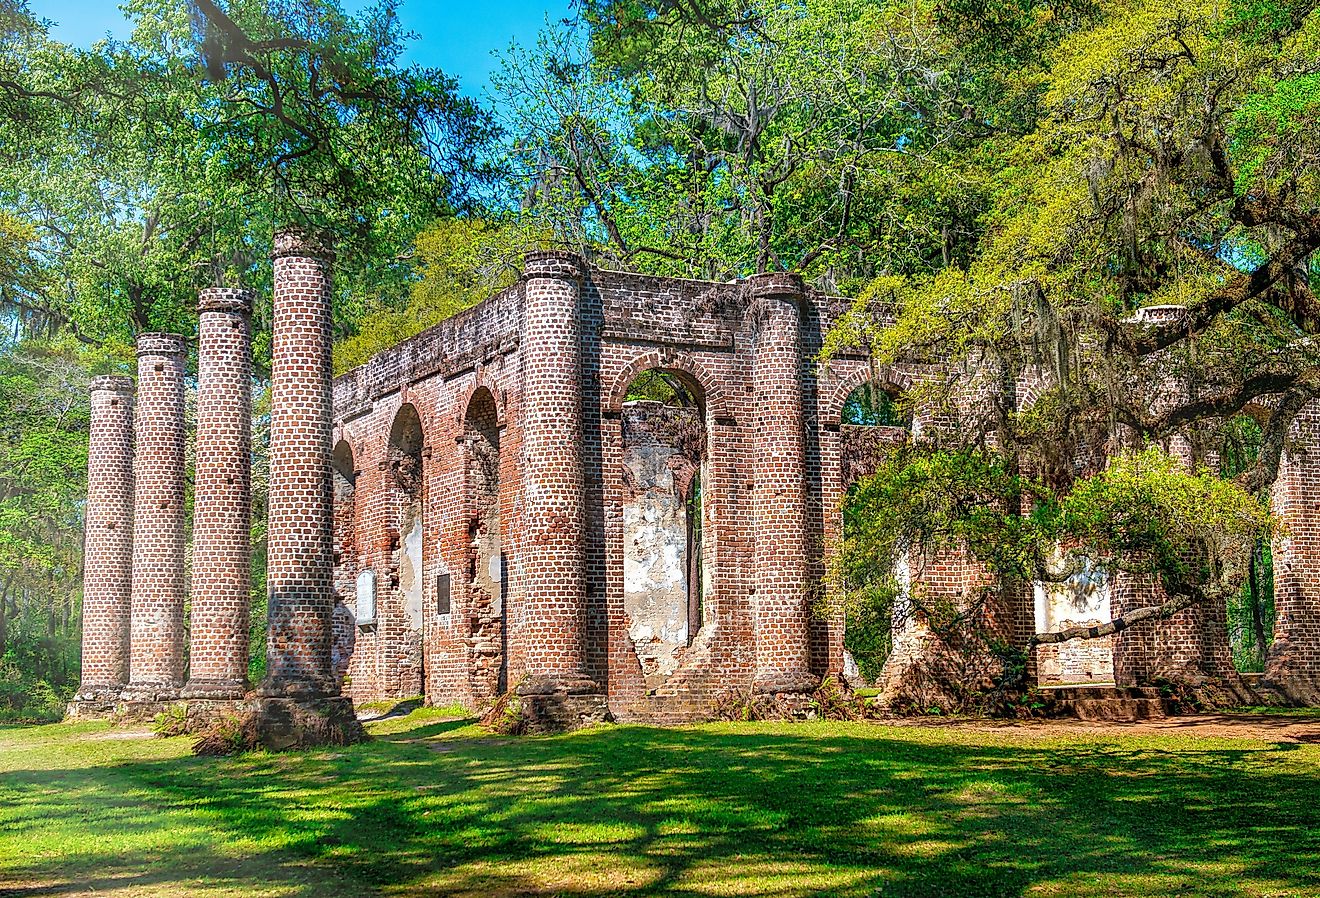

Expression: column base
xmin=1262 ymin=640 xmax=1320 ymax=706
xmin=1258 ymin=678 xmax=1320 ymax=706
xmin=753 ymin=670 xmax=819 ymax=717
xmin=181 ymin=678 xmax=249 ymax=700
xmin=753 ymin=670 xmax=819 ymax=696
xmin=515 ymin=676 xmax=612 ymax=732
xmin=71 ymin=683 xmax=124 ymax=703
xmin=245 ymin=696 xmax=366 ymax=750
xmin=257 ymin=674 xmax=336 ymax=700
xmin=65 ymin=687 xmax=124 ymax=720
xmin=119 ymin=682 xmax=183 ymax=703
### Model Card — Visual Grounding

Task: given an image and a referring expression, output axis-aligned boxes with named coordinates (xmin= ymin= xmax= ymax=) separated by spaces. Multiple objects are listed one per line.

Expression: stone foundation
xmin=517 ymin=690 xmax=613 ymax=733
xmin=516 ymin=676 xmax=612 ymax=732
xmin=243 ymin=697 xmax=366 ymax=750
xmin=68 ymin=695 xmax=367 ymax=749
xmin=65 ymin=697 xmax=122 ymax=720
xmin=65 ymin=697 xmax=175 ymax=724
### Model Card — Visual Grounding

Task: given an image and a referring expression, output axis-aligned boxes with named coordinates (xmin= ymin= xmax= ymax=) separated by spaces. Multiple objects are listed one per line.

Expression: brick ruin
xmin=71 ymin=248 xmax=1320 ymax=731
xmin=70 ymin=230 xmax=362 ymax=744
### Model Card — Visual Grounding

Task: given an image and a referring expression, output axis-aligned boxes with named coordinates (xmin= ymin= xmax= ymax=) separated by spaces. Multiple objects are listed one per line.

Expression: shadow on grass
xmin=2 ymin=717 xmax=1319 ymax=897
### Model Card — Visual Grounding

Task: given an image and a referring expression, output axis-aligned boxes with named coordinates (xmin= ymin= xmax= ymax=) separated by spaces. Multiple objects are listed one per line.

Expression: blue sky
xmin=29 ymin=0 xmax=572 ymax=97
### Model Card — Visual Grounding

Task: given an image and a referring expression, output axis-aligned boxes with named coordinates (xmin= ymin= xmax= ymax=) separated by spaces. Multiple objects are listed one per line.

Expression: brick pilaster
xmin=260 ymin=228 xmax=337 ymax=699
xmin=747 ymin=273 xmax=816 ymax=696
xmin=1265 ymin=401 xmax=1320 ymax=703
xmin=516 ymin=250 xmax=596 ymax=696
xmin=75 ymin=375 xmax=136 ymax=701
xmin=184 ymin=287 xmax=255 ymax=699
xmin=126 ymin=333 xmax=189 ymax=699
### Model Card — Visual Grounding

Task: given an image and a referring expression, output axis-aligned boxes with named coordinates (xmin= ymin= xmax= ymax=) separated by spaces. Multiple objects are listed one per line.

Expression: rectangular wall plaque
xmin=436 ymin=572 xmax=451 ymax=615
xmin=356 ymin=568 xmax=377 ymax=626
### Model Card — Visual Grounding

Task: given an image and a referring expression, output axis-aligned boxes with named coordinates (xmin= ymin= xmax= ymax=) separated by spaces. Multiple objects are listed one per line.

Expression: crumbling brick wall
xmin=327 ymin=257 xmax=1320 ymax=718
xmin=77 ymin=247 xmax=1320 ymax=721
xmin=621 ymin=400 xmax=704 ymax=690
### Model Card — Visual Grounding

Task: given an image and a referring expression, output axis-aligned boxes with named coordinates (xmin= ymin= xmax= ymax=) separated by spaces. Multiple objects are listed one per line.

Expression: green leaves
xmin=333 ymin=217 xmax=532 ymax=374
xmin=830 ymin=444 xmax=1275 ymax=673
xmin=496 ymin=0 xmax=990 ymax=279
xmin=0 ymin=0 xmax=497 ymax=346
xmin=1062 ymin=448 xmax=1275 ymax=578
xmin=1231 ymin=73 xmax=1320 ymax=191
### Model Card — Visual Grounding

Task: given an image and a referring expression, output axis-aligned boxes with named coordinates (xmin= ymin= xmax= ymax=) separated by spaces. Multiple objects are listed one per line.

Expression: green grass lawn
xmin=1 ymin=711 xmax=1317 ymax=897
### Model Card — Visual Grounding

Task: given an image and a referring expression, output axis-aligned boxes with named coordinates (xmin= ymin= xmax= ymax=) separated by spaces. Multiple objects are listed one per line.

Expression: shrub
xmin=480 ymin=691 xmax=527 ymax=735
xmin=192 ymin=713 xmax=261 ymax=756
xmin=809 ymin=676 xmax=873 ymax=721
xmin=710 ymin=689 xmax=784 ymax=722
xmin=0 ymin=659 xmax=73 ymax=723
xmin=151 ymin=704 xmax=189 ymax=737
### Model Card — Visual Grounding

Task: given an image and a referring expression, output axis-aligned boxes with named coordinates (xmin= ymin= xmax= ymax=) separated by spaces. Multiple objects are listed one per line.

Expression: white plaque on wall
xmin=356 ymin=568 xmax=377 ymax=626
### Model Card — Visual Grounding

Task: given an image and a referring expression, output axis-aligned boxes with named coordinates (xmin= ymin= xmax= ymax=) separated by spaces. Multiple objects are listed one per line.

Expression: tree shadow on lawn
xmin=3 ymin=720 xmax=1318 ymax=897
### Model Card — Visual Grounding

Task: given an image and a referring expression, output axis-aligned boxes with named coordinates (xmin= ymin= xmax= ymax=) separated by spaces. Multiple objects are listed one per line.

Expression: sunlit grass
xmin=1 ymin=712 xmax=1316 ymax=896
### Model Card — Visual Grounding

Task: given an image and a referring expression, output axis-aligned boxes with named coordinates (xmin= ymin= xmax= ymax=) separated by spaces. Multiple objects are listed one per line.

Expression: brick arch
xmin=823 ymin=363 xmax=912 ymax=427
xmin=331 ymin=437 xmax=358 ymax=483
xmin=454 ymin=374 xmax=508 ymax=427
xmin=606 ymin=350 xmax=732 ymax=421
xmin=388 ymin=402 xmax=425 ymax=454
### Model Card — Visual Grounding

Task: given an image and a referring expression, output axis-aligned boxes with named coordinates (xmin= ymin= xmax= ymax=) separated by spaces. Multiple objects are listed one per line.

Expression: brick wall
xmin=326 ymin=259 xmax=1319 ymax=719
xmin=330 ymin=258 xmax=890 ymax=719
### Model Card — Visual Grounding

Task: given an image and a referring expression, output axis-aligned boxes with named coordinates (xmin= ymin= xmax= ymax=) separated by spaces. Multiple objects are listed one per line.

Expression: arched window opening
xmin=387 ymin=404 xmax=425 ymax=696
xmin=625 ymin=369 xmax=700 ymax=408
xmin=840 ymin=381 xmax=911 ymax=488
xmin=387 ymin=404 xmax=424 ymax=496
xmin=841 ymin=381 xmax=911 ymax=429
xmin=621 ymin=367 xmax=709 ymax=689
xmin=838 ymin=380 xmax=915 ymax=684
xmin=464 ymin=387 xmax=505 ymax=698
xmin=1220 ymin=412 xmax=1275 ymax=672
xmin=330 ymin=439 xmax=359 ymax=685
xmin=332 ymin=439 xmax=357 ymax=495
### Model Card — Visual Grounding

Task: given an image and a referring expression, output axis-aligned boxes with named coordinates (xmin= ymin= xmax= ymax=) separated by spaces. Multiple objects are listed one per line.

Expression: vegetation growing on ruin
xmin=815 ymin=0 xmax=1320 ymax=693
xmin=829 ymin=448 xmax=1278 ymax=692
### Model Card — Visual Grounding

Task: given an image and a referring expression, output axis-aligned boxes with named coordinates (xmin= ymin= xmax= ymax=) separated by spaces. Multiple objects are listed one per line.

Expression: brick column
xmin=183 ymin=288 xmax=254 ymax=699
xmin=747 ymin=273 xmax=816 ymax=697
xmin=1265 ymin=401 xmax=1320 ymax=704
xmin=260 ymin=229 xmax=337 ymax=699
xmin=126 ymin=333 xmax=188 ymax=700
xmin=516 ymin=250 xmax=597 ymax=699
xmin=74 ymin=375 xmax=136 ymax=702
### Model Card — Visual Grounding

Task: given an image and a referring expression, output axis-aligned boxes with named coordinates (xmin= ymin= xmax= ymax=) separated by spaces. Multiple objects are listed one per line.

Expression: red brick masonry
xmin=76 ymin=253 xmax=1320 ymax=724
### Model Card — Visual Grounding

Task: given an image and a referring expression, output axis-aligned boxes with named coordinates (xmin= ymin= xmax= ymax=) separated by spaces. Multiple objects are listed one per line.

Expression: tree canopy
xmin=0 ymin=0 xmax=494 ymax=346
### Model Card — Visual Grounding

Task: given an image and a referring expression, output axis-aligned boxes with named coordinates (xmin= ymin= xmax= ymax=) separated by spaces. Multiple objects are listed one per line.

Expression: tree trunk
xmin=1032 ymin=589 xmax=1204 ymax=646
xmin=0 ymin=577 xmax=8 ymax=659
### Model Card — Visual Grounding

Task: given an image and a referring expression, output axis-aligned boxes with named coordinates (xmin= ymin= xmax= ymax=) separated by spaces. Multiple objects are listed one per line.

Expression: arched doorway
xmin=463 ymin=388 xmax=505 ymax=699
xmin=330 ymin=439 xmax=358 ymax=689
xmin=621 ymin=368 xmax=709 ymax=690
xmin=387 ymin=404 xmax=425 ymax=697
xmin=838 ymin=380 xmax=913 ymax=685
